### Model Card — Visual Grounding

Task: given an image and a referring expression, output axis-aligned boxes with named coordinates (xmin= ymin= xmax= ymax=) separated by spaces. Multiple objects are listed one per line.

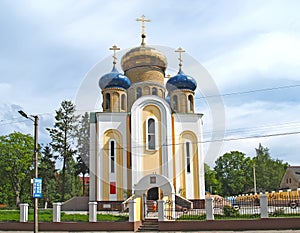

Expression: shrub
xmin=223 ymin=205 xmax=239 ymax=217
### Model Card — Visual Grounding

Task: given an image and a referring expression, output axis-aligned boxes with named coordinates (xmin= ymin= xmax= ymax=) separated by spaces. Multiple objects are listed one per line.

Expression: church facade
xmin=89 ymin=19 xmax=205 ymax=211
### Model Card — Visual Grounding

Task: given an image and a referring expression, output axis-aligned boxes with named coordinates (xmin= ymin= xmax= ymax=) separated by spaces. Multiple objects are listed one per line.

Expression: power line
xmin=195 ymin=83 xmax=300 ymax=99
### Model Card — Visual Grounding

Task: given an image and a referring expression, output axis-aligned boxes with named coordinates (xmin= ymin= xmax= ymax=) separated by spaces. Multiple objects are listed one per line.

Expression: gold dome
xmin=121 ymin=45 xmax=167 ymax=72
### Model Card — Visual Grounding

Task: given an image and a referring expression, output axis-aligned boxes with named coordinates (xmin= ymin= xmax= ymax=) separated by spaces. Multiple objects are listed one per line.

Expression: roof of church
xmin=121 ymin=45 xmax=167 ymax=72
xmin=166 ymin=69 xmax=197 ymax=92
xmin=98 ymin=66 xmax=131 ymax=90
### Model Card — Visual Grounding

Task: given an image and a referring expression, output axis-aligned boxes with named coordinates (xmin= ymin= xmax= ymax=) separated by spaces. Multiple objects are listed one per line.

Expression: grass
xmin=0 ymin=209 xmax=128 ymax=222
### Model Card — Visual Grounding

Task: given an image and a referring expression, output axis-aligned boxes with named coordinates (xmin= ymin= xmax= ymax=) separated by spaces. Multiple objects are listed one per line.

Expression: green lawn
xmin=0 ymin=210 xmax=128 ymax=222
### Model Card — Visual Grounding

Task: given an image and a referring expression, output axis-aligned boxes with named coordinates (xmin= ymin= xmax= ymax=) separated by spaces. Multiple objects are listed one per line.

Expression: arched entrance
xmin=134 ymin=174 xmax=175 ymax=220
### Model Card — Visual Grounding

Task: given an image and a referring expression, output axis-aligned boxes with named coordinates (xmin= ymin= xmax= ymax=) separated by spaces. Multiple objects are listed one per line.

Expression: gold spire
xmin=109 ymin=45 xmax=120 ymax=67
xmin=175 ymin=47 xmax=186 ymax=70
xmin=136 ymin=15 xmax=151 ymax=45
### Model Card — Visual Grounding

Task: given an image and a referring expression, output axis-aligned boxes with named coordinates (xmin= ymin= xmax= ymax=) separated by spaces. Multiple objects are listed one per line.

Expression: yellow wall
xmin=141 ymin=105 xmax=162 ymax=176
xmin=102 ymin=129 xmax=124 ymax=200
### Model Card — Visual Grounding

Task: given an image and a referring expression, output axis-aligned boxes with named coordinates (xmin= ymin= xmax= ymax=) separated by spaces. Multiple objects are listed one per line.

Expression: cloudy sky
xmin=0 ymin=0 xmax=300 ymax=166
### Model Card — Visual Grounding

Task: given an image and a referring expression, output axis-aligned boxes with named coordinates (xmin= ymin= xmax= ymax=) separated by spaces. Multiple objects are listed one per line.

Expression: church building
xmin=89 ymin=16 xmax=205 ymax=213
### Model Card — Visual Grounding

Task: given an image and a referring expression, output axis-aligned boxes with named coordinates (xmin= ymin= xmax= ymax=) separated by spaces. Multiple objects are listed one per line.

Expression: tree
xmin=46 ymin=100 xmax=78 ymax=202
xmin=253 ymin=143 xmax=288 ymax=192
xmin=204 ymin=163 xmax=220 ymax=194
xmin=39 ymin=145 xmax=56 ymax=208
xmin=0 ymin=132 xmax=34 ymax=206
xmin=74 ymin=112 xmax=90 ymax=196
xmin=214 ymin=151 xmax=252 ymax=196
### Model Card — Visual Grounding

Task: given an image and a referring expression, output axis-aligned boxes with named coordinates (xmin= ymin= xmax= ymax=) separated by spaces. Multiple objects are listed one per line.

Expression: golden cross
xmin=175 ymin=47 xmax=186 ymax=68
xmin=136 ymin=15 xmax=151 ymax=36
xmin=109 ymin=45 xmax=120 ymax=65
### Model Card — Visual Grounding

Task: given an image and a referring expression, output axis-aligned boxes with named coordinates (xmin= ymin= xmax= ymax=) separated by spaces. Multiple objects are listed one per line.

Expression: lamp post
xmin=18 ymin=110 xmax=39 ymax=233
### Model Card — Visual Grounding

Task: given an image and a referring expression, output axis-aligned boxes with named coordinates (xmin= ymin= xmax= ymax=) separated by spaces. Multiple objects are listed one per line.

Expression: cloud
xmin=205 ymin=32 xmax=300 ymax=90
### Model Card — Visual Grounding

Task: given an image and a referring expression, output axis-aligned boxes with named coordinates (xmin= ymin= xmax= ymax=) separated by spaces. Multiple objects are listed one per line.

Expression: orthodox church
xmin=89 ymin=16 xmax=205 ymax=212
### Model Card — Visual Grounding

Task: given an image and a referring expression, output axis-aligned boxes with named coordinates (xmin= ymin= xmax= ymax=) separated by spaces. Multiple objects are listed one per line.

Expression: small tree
xmin=39 ymin=145 xmax=56 ymax=208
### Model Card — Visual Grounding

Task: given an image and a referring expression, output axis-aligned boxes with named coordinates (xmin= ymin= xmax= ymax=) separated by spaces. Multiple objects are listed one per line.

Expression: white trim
xmin=131 ymin=95 xmax=173 ymax=186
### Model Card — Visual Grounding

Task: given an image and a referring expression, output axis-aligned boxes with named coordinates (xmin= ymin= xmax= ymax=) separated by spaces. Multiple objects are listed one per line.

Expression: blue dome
xmin=166 ymin=69 xmax=197 ymax=92
xmin=99 ymin=67 xmax=131 ymax=90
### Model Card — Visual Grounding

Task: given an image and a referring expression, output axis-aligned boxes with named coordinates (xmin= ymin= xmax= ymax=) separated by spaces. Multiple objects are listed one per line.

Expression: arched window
xmin=188 ymin=95 xmax=194 ymax=112
xmin=136 ymin=87 xmax=142 ymax=99
xmin=110 ymin=140 xmax=116 ymax=173
xmin=185 ymin=142 xmax=191 ymax=173
xmin=152 ymin=87 xmax=157 ymax=95
xmin=147 ymin=118 xmax=156 ymax=150
xmin=105 ymin=93 xmax=110 ymax=110
xmin=121 ymin=94 xmax=126 ymax=110
xmin=173 ymin=95 xmax=178 ymax=111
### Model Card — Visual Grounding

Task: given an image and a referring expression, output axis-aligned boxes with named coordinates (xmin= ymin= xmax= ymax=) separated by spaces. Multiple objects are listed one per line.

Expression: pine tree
xmin=46 ymin=100 xmax=78 ymax=202
xmin=74 ymin=112 xmax=90 ymax=196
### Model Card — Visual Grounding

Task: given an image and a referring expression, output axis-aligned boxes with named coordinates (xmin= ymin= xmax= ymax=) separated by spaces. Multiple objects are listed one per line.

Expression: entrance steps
xmin=137 ymin=219 xmax=159 ymax=232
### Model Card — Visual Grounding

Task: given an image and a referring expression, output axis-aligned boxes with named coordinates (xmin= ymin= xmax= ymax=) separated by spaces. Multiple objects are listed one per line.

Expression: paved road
xmin=2 ymin=231 xmax=300 ymax=233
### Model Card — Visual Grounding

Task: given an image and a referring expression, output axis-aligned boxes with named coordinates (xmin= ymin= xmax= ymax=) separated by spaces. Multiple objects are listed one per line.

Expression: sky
xmin=0 ymin=0 xmax=300 ymax=166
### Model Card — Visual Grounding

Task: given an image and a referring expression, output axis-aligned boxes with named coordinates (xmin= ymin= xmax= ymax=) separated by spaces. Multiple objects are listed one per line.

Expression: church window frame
xmin=109 ymin=139 xmax=116 ymax=173
xmin=105 ymin=93 xmax=111 ymax=110
xmin=146 ymin=117 xmax=157 ymax=150
xmin=185 ymin=141 xmax=192 ymax=173
xmin=136 ymin=87 xmax=142 ymax=99
xmin=121 ymin=94 xmax=126 ymax=110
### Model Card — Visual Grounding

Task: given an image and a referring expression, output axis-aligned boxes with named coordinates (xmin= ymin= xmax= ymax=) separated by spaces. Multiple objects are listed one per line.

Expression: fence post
xmin=260 ymin=194 xmax=268 ymax=218
xmin=20 ymin=203 xmax=29 ymax=222
xmin=157 ymin=200 xmax=165 ymax=221
xmin=205 ymin=197 xmax=214 ymax=220
xmin=89 ymin=201 xmax=98 ymax=222
xmin=53 ymin=202 xmax=61 ymax=222
xmin=128 ymin=199 xmax=136 ymax=222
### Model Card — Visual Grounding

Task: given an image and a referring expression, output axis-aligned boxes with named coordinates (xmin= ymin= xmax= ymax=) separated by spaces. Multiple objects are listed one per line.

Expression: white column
xmin=205 ymin=197 xmax=214 ymax=220
xmin=89 ymin=201 xmax=98 ymax=222
xmin=128 ymin=200 xmax=136 ymax=222
xmin=157 ymin=200 xmax=165 ymax=221
xmin=20 ymin=203 xmax=29 ymax=222
xmin=260 ymin=194 xmax=268 ymax=218
xmin=53 ymin=202 xmax=61 ymax=222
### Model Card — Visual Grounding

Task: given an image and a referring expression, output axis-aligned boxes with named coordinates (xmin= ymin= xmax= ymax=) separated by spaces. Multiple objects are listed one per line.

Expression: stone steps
xmin=137 ymin=219 xmax=159 ymax=232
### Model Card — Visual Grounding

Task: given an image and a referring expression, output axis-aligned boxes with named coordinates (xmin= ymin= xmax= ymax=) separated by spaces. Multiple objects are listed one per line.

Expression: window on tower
xmin=173 ymin=95 xmax=178 ymax=111
xmin=188 ymin=95 xmax=193 ymax=112
xmin=121 ymin=94 xmax=126 ymax=110
xmin=147 ymin=118 xmax=156 ymax=150
xmin=105 ymin=93 xmax=110 ymax=110
xmin=152 ymin=87 xmax=157 ymax=95
xmin=136 ymin=87 xmax=142 ymax=99
xmin=186 ymin=141 xmax=191 ymax=173
xmin=110 ymin=140 xmax=115 ymax=173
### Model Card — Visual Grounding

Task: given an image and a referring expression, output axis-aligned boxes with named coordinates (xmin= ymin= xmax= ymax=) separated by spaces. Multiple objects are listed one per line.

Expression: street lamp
xmin=18 ymin=110 xmax=39 ymax=233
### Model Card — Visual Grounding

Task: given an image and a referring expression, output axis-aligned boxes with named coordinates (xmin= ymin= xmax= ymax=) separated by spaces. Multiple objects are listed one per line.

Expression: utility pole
xmin=18 ymin=111 xmax=39 ymax=233
xmin=253 ymin=164 xmax=257 ymax=194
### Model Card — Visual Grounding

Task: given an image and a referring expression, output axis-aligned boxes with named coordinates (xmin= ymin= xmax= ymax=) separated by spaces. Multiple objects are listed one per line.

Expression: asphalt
xmin=1 ymin=231 xmax=300 ymax=233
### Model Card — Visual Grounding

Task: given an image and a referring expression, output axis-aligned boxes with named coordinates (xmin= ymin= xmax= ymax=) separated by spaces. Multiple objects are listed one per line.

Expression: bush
xmin=223 ymin=205 xmax=239 ymax=217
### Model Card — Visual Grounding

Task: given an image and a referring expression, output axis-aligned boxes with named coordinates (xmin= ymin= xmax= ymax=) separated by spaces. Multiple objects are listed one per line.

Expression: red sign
xmin=110 ymin=182 xmax=116 ymax=194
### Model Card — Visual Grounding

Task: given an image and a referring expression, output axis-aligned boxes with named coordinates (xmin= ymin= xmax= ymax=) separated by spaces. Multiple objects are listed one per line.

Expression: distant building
xmin=280 ymin=166 xmax=300 ymax=190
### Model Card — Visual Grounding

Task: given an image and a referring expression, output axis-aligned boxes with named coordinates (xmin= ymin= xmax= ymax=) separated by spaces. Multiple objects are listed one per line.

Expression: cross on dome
xmin=109 ymin=45 xmax=120 ymax=67
xmin=175 ymin=47 xmax=186 ymax=70
xmin=136 ymin=15 xmax=151 ymax=45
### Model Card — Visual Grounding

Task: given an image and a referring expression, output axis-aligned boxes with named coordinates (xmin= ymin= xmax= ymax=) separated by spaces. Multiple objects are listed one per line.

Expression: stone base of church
xmin=97 ymin=201 xmax=124 ymax=211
